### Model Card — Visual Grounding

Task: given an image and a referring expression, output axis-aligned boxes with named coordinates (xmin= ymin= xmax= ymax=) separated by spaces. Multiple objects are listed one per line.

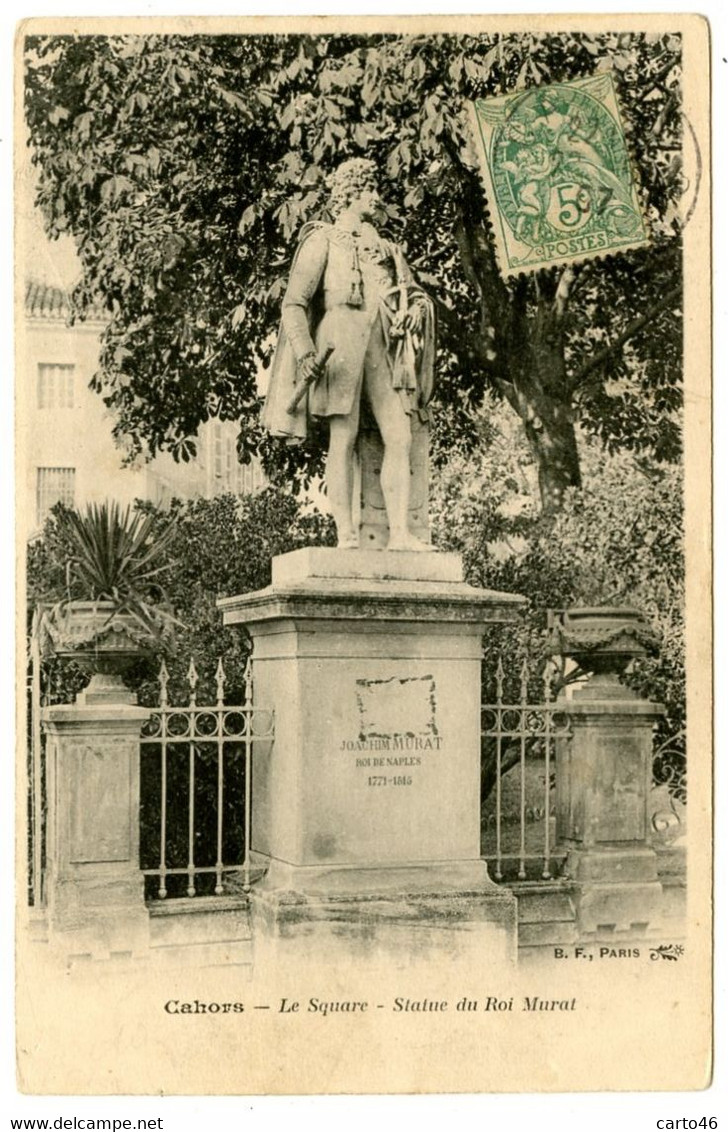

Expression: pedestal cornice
xmin=219 ymin=577 xmax=524 ymax=627
xmin=219 ymin=547 xmax=525 ymax=627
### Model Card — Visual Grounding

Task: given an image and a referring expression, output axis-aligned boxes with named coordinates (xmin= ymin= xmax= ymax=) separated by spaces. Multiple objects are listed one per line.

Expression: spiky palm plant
xmin=51 ymin=501 xmax=179 ymax=641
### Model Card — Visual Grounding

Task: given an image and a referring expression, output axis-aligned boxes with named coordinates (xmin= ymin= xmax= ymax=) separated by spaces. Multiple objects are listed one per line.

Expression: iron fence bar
xmin=518 ymin=661 xmax=528 ymax=880
xmin=214 ymin=659 xmax=227 ymax=897
xmin=494 ymin=656 xmax=504 ymax=881
xmin=186 ymin=660 xmax=198 ymax=899
xmin=495 ymin=712 xmax=503 ymax=881
xmin=215 ymin=704 xmax=225 ymax=897
xmin=187 ymin=740 xmax=196 ymax=897
xmin=139 ymin=713 xmax=272 ymax=740
xmin=159 ymin=713 xmax=168 ymax=899
xmin=156 ymin=661 xmax=168 ymax=896
xmin=542 ymin=702 xmax=553 ymax=880
xmin=243 ymin=660 xmax=253 ymax=895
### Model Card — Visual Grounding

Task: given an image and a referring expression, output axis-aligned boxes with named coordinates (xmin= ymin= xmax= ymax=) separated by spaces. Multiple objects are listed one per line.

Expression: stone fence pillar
xmin=552 ymin=607 xmax=665 ymax=939
xmin=41 ymin=618 xmax=151 ymax=963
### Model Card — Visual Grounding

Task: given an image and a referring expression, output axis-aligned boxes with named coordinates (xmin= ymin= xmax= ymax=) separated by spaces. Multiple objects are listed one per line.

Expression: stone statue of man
xmin=262 ymin=157 xmax=435 ymax=550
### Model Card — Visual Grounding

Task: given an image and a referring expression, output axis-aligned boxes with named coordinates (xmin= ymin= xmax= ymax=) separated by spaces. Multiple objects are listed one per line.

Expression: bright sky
xmin=18 ymin=126 xmax=81 ymax=289
xmin=24 ymin=218 xmax=80 ymax=289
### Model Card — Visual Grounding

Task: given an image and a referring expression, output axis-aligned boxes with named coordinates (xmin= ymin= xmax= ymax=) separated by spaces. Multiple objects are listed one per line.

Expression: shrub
xmin=429 ymin=398 xmax=685 ymax=800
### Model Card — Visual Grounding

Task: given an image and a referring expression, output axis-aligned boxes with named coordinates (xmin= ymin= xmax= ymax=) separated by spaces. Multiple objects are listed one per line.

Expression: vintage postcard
xmin=14 ymin=13 xmax=712 ymax=1096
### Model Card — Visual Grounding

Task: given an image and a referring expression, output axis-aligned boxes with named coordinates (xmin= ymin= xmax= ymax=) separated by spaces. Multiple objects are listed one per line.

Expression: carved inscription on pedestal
xmin=337 ymin=674 xmax=443 ymax=788
xmin=355 ymin=673 xmax=437 ymax=740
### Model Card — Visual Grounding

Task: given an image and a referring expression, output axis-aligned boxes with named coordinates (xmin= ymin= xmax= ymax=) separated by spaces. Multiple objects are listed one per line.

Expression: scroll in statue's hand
xmin=297 ymin=352 xmax=321 ymax=384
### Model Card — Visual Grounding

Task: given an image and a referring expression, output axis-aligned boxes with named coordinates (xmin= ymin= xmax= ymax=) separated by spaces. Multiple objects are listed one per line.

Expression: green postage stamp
xmin=470 ymin=73 xmax=649 ymax=277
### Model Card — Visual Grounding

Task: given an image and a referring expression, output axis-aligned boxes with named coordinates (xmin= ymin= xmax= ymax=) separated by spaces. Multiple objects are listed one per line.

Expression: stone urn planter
xmin=548 ymin=605 xmax=659 ymax=696
xmin=35 ymin=501 xmax=178 ymax=707
xmin=47 ymin=601 xmax=153 ymax=705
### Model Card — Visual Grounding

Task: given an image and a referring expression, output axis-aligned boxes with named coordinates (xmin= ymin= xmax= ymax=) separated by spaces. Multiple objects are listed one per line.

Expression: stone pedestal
xmin=219 ymin=548 xmax=524 ymax=964
xmin=42 ymin=703 xmax=151 ymax=962
xmin=556 ymin=679 xmax=665 ymax=937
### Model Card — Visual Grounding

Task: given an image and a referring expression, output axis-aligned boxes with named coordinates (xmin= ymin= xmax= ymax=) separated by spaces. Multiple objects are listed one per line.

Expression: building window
xmin=241 ymin=461 xmax=264 ymax=494
xmin=36 ymin=467 xmax=75 ymax=527
xmin=211 ymin=422 xmax=264 ymax=496
xmin=213 ymin=422 xmax=224 ymax=483
xmin=213 ymin=422 xmax=239 ymax=492
xmin=37 ymin=363 xmax=75 ymax=409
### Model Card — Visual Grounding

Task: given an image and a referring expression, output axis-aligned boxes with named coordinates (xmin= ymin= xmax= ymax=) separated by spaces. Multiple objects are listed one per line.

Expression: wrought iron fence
xmin=26 ymin=644 xmax=686 ymax=908
xmin=481 ymin=657 xmax=571 ymax=883
xmin=650 ymin=734 xmax=687 ymax=845
xmin=140 ymin=658 xmax=274 ymax=901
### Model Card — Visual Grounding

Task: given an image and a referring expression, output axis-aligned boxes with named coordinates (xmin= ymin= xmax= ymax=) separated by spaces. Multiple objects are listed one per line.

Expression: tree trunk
xmin=520 ymin=386 xmax=582 ymax=513
xmin=505 ymin=286 xmax=582 ymax=513
xmin=456 ymin=180 xmax=582 ymax=512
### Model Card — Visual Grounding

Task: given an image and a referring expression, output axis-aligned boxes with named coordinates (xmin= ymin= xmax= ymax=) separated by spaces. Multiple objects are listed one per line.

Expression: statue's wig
xmin=326 ymin=158 xmax=379 ymax=217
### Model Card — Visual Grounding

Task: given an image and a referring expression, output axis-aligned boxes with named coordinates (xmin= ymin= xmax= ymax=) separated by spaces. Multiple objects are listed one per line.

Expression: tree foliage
xmin=24 ymin=30 xmax=684 ymax=505
xmin=429 ymin=398 xmax=686 ymax=798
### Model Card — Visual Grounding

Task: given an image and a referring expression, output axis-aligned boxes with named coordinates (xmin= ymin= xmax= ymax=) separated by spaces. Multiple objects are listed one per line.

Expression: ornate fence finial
xmin=215 ymin=657 xmax=226 ymax=706
xmin=243 ymin=653 xmax=253 ymax=706
xmin=495 ymin=655 xmax=505 ymax=702
xmin=543 ymin=660 xmax=555 ymax=704
xmin=519 ymin=657 xmax=529 ymax=704
xmin=159 ymin=658 xmax=169 ymax=707
xmin=187 ymin=658 xmax=199 ymax=707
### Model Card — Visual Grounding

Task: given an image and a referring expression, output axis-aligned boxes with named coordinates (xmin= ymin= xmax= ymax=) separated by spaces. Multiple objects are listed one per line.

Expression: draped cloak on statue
xmin=261 ymin=220 xmax=436 ymax=442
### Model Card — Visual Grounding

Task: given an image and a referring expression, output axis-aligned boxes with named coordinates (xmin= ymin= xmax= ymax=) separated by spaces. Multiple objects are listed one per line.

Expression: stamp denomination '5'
xmin=470 ymin=73 xmax=649 ymax=276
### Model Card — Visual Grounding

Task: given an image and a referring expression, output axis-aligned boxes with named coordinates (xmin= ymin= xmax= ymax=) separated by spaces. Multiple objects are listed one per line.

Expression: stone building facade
xmin=22 ymin=280 xmax=264 ymax=537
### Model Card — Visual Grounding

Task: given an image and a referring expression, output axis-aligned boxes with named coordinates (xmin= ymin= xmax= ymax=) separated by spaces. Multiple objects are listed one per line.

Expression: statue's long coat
xmin=262 ymin=220 xmax=435 ymax=441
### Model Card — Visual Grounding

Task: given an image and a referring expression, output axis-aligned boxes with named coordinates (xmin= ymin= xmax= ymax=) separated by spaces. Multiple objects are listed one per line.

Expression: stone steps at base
xmin=148 ymin=897 xmax=252 ymax=966
xmin=509 ymin=882 xmax=578 ymax=948
xmin=511 ymin=874 xmax=687 ymax=950
xmin=518 ymin=920 xmax=579 ymax=948
xmin=148 ymin=938 xmax=254 ymax=969
xmin=25 ymin=910 xmax=49 ymax=944
xmin=656 ymin=879 xmax=687 ymax=936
